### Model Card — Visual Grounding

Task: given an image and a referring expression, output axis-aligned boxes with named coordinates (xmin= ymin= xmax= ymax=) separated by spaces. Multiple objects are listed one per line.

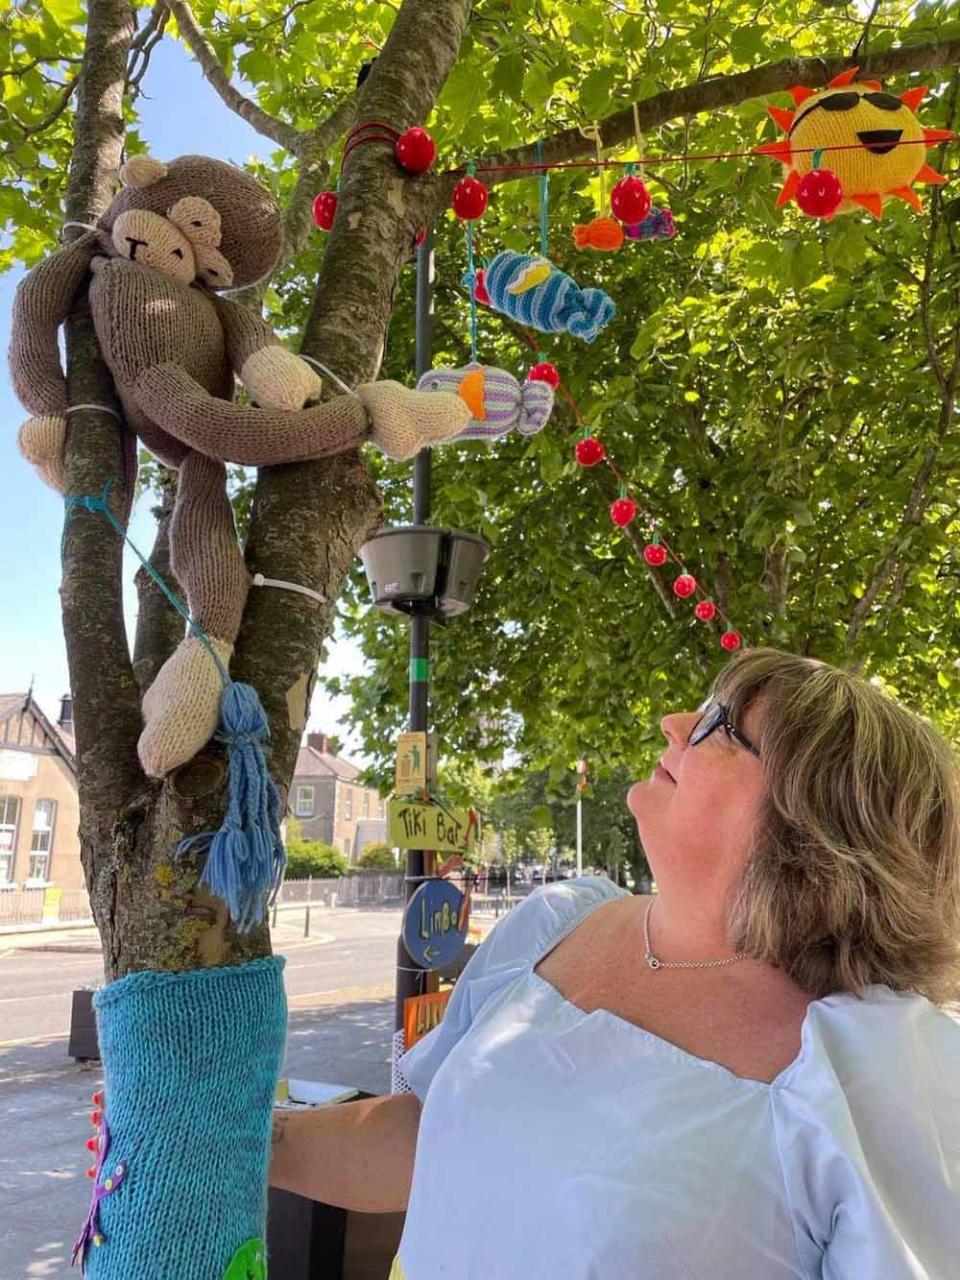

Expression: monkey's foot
xmin=139 ymin=635 xmax=233 ymax=778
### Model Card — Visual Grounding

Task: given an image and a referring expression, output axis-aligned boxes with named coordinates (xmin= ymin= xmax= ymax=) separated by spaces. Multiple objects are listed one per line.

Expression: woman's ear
xmin=119 ymin=154 xmax=168 ymax=188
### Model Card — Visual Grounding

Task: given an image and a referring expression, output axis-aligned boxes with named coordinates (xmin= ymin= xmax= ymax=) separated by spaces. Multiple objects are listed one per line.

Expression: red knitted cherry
xmin=92 ymin=1091 xmax=104 ymax=1106
xmin=796 ymin=168 xmax=843 ymax=218
xmin=611 ymin=174 xmax=651 ymax=224
xmin=720 ymin=630 xmax=742 ymax=652
xmin=694 ymin=600 xmax=717 ymax=622
xmin=643 ymin=543 xmax=667 ymax=567
xmin=451 ymin=176 xmax=489 ymax=220
xmin=528 ymin=362 xmax=560 ymax=387
xmin=673 ymin=574 xmax=697 ymax=598
xmin=575 ymin=437 xmax=606 ymax=466
xmin=90 ymin=1110 xmax=101 ymax=1127
xmin=395 ymin=126 xmax=437 ymax=174
xmin=312 ymin=190 xmax=338 ymax=231
xmin=86 ymin=1138 xmax=98 ymax=1152
xmin=86 ymin=1167 xmax=96 ymax=1179
xmin=474 ymin=268 xmax=490 ymax=305
xmin=610 ymin=497 xmax=638 ymax=527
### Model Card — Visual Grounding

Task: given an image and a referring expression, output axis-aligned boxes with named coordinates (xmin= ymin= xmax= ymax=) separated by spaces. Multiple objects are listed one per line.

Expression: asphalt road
xmin=0 ymin=905 xmax=406 ymax=1280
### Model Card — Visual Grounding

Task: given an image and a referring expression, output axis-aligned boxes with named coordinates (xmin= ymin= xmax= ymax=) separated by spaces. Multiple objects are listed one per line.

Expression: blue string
xmin=466 ymin=220 xmax=478 ymax=364
xmin=63 ymin=476 xmax=229 ymax=685
xmin=64 ymin=475 xmax=285 ymax=931
xmin=536 ymin=140 xmax=549 ymax=258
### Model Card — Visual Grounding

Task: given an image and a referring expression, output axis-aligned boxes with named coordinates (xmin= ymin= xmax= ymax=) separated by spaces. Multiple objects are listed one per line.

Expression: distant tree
xmin=357 ymin=841 xmax=399 ymax=870
xmin=285 ymin=819 xmax=348 ymax=879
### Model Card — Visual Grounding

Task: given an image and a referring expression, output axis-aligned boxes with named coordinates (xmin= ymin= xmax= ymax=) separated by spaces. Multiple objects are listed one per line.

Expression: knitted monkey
xmin=9 ymin=154 xmax=471 ymax=778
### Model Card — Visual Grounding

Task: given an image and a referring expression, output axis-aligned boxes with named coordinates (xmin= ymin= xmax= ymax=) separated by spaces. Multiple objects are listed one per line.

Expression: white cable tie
xmin=64 ymin=403 xmax=123 ymax=422
xmin=251 ymin=572 xmax=326 ymax=606
xmin=60 ymin=221 xmax=101 ymax=239
xmin=296 ymin=354 xmax=357 ymax=398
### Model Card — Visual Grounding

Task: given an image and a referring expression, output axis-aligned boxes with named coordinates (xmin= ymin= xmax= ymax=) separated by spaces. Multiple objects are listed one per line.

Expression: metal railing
xmin=0 ymin=884 xmax=92 ymax=927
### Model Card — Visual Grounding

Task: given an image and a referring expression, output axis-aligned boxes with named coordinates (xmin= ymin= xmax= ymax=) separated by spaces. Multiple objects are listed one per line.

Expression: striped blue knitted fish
xmin=416 ymin=363 xmax=554 ymax=440
xmin=484 ymin=251 xmax=615 ymax=342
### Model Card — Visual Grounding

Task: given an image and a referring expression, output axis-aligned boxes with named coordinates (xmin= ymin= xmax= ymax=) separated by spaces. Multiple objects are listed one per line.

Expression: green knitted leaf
xmin=223 ymin=1238 xmax=267 ymax=1280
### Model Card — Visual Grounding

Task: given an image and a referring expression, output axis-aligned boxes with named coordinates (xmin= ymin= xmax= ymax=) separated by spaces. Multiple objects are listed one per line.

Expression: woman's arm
xmin=269 ymin=1092 xmax=422 ymax=1213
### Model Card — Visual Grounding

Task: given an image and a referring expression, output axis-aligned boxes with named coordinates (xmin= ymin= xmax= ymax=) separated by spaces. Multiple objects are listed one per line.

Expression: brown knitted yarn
xmin=100 ymin=156 xmax=282 ymax=289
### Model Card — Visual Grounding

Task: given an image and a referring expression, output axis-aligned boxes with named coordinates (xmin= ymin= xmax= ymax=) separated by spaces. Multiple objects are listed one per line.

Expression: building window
xmin=345 ymin=788 xmax=353 ymax=820
xmin=0 ymin=795 xmax=21 ymax=882
xmin=28 ymin=799 xmax=56 ymax=881
xmin=363 ymin=791 xmax=370 ymax=818
xmin=295 ymin=785 xmax=315 ymax=817
xmin=342 ymin=837 xmax=351 ymax=856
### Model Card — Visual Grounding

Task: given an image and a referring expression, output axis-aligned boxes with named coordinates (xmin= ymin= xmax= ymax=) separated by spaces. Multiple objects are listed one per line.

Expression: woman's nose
xmin=660 ymin=711 xmax=699 ymax=747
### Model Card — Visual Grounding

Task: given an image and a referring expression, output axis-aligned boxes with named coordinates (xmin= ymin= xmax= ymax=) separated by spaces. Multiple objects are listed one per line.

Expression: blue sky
xmin=0 ymin=39 xmax=369 ymax=756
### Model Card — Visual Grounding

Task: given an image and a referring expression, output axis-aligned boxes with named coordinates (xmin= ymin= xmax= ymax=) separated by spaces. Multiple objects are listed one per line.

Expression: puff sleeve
xmin=772 ymin=988 xmax=960 ymax=1279
xmin=397 ymin=876 xmax=625 ymax=1102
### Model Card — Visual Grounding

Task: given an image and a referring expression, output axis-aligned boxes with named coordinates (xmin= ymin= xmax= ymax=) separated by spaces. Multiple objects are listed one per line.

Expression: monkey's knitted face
xmin=98 ymin=154 xmax=283 ymax=289
xmin=111 ymin=198 xmax=234 ymax=287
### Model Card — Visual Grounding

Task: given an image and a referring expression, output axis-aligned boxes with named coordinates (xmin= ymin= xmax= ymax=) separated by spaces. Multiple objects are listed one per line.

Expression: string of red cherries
xmin=515 ymin=301 xmax=741 ymax=652
xmin=572 ymin=415 xmax=742 ymax=650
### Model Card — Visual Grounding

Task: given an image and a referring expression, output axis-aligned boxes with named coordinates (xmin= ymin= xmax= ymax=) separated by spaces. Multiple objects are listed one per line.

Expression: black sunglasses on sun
xmin=790 ymin=90 xmax=903 ymax=133
xmin=688 ymin=701 xmax=761 ymax=758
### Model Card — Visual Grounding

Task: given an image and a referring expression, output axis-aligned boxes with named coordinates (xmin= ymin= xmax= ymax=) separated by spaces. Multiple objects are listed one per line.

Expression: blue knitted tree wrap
xmin=484 ymin=251 xmax=615 ymax=341
xmin=85 ymin=957 xmax=286 ymax=1279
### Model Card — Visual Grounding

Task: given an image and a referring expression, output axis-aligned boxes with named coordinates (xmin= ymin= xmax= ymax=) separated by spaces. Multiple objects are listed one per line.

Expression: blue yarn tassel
xmin=178 ymin=683 xmax=286 ymax=932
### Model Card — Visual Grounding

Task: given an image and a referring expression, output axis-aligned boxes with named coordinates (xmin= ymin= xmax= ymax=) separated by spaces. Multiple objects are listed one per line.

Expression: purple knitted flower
xmin=416 ymin=363 xmax=554 ymax=441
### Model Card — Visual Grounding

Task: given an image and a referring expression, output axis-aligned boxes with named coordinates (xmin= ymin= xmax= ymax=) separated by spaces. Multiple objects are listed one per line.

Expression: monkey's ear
xmin=119 ymin=154 xmax=168 ymax=187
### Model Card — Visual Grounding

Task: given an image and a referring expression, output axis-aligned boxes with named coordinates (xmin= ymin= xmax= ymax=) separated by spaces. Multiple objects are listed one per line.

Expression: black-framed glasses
xmin=688 ymin=701 xmax=761 ymax=759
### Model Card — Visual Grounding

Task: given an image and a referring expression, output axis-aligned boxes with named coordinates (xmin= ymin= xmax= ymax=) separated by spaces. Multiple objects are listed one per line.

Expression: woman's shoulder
xmin=469 ymin=875 xmax=630 ymax=975
xmin=773 ymin=987 xmax=960 ymax=1272
xmin=775 ymin=984 xmax=960 ymax=1129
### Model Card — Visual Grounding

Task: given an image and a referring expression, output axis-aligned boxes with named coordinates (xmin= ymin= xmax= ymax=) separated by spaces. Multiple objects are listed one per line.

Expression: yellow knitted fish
xmin=757 ymin=66 xmax=952 ymax=218
xmin=506 ymin=257 xmax=553 ymax=294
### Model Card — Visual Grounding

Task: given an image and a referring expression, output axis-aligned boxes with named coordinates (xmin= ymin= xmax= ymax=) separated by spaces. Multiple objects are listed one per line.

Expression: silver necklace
xmin=643 ymin=899 xmax=746 ymax=971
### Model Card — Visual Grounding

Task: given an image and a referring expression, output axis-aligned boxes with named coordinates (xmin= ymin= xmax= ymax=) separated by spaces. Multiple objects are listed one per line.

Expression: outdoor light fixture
xmin=359 ymin=526 xmax=490 ymax=620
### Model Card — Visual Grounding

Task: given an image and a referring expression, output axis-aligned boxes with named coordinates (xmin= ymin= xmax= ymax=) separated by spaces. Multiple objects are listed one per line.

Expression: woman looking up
xmin=272 ymin=648 xmax=960 ymax=1279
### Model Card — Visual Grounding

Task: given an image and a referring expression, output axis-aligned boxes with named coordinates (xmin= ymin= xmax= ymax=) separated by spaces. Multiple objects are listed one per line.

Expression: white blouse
xmin=393 ymin=875 xmax=960 ymax=1279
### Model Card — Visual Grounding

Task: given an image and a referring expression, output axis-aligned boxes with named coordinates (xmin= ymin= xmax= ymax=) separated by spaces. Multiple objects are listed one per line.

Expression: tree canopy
xmin=6 ymin=0 xmax=960 ymax=887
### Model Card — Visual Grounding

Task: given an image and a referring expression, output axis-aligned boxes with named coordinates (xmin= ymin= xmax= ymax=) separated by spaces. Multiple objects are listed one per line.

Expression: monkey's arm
xmin=133 ymin=362 xmax=369 ymax=465
xmin=9 ymin=234 xmax=100 ymax=414
xmin=212 ymin=294 xmax=322 ymax=410
xmin=133 ymin=363 xmax=471 ymax=464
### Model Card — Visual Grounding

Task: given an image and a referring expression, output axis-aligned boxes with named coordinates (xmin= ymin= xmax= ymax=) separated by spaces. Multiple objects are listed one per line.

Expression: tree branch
xmin=60 ymin=0 xmax=142 ymax=966
xmin=408 ymin=37 xmax=960 ymax=225
xmin=237 ymin=0 xmax=472 ymax=796
xmin=132 ymin=467 xmax=183 ymax=695
xmin=280 ymin=94 xmax=358 ymax=267
xmin=164 ymin=0 xmax=305 ymax=153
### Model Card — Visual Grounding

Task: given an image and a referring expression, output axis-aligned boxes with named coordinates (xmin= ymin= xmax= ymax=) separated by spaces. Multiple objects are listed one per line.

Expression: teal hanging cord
xmin=63 ymin=476 xmax=229 ymax=686
xmin=63 ymin=475 xmax=285 ymax=930
xmin=466 ymin=218 xmax=479 ymax=364
xmin=536 ymin=140 xmax=549 ymax=258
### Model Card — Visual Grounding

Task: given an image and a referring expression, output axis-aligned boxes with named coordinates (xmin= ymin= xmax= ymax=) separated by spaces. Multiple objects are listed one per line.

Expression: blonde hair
xmin=712 ymin=648 xmax=960 ymax=1004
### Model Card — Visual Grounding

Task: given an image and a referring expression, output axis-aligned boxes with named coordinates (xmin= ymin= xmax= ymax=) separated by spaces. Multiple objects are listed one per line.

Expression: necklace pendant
xmin=645 ymin=953 xmax=661 ymax=971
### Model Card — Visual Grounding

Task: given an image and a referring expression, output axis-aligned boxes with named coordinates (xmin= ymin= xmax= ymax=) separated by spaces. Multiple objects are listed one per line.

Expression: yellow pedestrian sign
xmin=395 ymin=731 xmax=428 ymax=791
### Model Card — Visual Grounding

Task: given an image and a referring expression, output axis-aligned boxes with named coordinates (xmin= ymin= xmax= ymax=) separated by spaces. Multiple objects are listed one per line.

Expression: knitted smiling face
xmin=98 ymin=153 xmax=284 ymax=287
xmin=760 ymin=67 xmax=952 ymax=218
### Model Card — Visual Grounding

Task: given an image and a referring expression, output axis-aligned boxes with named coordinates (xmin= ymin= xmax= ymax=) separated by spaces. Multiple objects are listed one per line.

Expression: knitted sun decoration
xmin=758 ymin=66 xmax=952 ymax=218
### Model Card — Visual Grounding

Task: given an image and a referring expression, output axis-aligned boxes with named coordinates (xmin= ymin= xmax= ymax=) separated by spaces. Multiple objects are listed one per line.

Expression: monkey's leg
xmin=138 ymin=452 xmax=248 ymax=778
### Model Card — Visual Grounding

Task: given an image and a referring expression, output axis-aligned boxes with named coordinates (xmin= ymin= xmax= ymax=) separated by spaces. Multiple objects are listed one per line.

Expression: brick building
xmin=0 ymin=692 xmax=82 ymax=889
xmin=290 ymin=732 xmax=388 ymax=862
